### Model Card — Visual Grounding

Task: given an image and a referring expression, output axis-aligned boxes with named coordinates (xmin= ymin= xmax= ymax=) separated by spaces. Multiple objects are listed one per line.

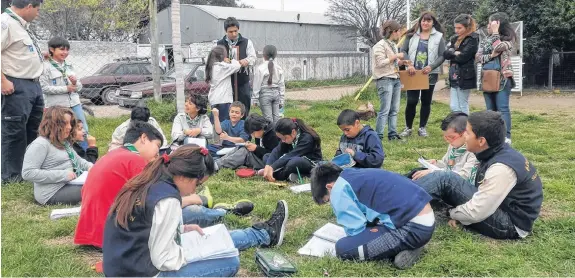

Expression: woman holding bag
xmin=476 ymin=12 xmax=516 ymax=144
xmin=399 ymin=11 xmax=446 ymax=138
xmin=443 ymin=14 xmax=479 ymax=115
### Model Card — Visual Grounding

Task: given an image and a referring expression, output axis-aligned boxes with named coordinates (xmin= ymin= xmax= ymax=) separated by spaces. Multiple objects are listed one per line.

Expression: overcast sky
xmin=240 ymin=0 xmax=329 ymax=14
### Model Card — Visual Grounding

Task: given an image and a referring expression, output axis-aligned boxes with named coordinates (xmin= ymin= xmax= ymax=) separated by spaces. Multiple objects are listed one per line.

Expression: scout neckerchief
xmin=447 ymin=145 xmax=479 ymax=184
xmin=4 ymin=8 xmax=43 ymax=62
xmin=185 ymin=114 xmax=202 ymax=129
xmin=49 ymin=58 xmax=70 ymax=85
xmin=225 ymin=35 xmax=240 ymax=60
xmin=383 ymin=38 xmax=399 ymax=73
xmin=123 ymin=143 xmax=140 ymax=154
xmin=468 ymin=162 xmax=479 ymax=184
xmin=291 ymin=129 xmax=301 ymax=149
xmin=63 ymin=141 xmax=83 ymax=176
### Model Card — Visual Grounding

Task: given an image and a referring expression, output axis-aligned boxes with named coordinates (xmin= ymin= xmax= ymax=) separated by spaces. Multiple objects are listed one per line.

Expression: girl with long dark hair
xmin=443 ymin=14 xmax=479 ymax=114
xmin=103 ymin=146 xmax=289 ymax=277
xmin=400 ymin=11 xmax=447 ymax=138
xmin=262 ymin=118 xmax=322 ymax=182
xmin=476 ymin=12 xmax=516 ymax=144
xmin=253 ymin=45 xmax=285 ymax=123
xmin=205 ymin=45 xmax=241 ymax=121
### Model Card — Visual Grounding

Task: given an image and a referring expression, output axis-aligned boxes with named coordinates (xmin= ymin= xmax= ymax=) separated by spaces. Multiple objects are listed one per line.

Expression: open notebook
xmin=50 ymin=206 xmax=81 ymax=220
xmin=181 ymin=224 xmax=239 ymax=263
xmin=418 ymin=157 xmax=441 ymax=171
xmin=298 ymin=223 xmax=346 ymax=257
xmin=68 ymin=171 xmax=89 ymax=185
xmin=289 ymin=183 xmax=311 ymax=193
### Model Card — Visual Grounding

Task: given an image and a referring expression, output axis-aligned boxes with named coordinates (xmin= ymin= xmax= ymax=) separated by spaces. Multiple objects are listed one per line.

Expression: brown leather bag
xmin=481 ymin=70 xmax=501 ymax=92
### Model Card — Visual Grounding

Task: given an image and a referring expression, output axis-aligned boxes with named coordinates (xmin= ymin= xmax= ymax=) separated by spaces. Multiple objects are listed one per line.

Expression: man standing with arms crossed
xmin=217 ymin=17 xmax=257 ymax=119
xmin=1 ymin=0 xmax=44 ymax=183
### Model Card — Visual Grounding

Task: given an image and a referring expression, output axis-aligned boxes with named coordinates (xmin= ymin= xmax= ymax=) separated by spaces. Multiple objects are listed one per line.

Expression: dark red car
xmin=116 ymin=62 xmax=209 ymax=108
xmin=79 ymin=57 xmax=159 ymax=105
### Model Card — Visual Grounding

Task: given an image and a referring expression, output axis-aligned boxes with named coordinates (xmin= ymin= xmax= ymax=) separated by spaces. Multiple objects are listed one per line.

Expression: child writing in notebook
xmin=172 ymin=94 xmax=214 ymax=145
xmin=252 ymin=45 xmax=285 ymax=123
xmin=206 ymin=45 xmax=242 ymax=122
xmin=310 ymin=163 xmax=435 ymax=269
xmin=262 ymin=118 xmax=322 ymax=183
xmin=410 ymin=112 xmax=478 ymax=182
xmin=103 ymin=145 xmax=289 ymax=277
xmin=334 ymin=109 xmax=384 ymax=168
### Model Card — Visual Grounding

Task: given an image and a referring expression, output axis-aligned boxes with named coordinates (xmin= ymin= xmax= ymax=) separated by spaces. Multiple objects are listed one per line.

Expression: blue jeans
xmin=158 ymin=227 xmax=270 ymax=277
xmin=259 ymin=88 xmax=281 ymax=123
xmin=158 ymin=256 xmax=240 ymax=277
xmin=182 ymin=205 xmax=226 ymax=227
xmin=336 ymin=222 xmax=434 ymax=261
xmin=71 ymin=104 xmax=88 ymax=150
xmin=450 ymin=87 xmax=471 ymax=115
xmin=210 ymin=103 xmax=231 ymax=123
xmin=375 ymin=77 xmax=401 ymax=138
xmin=483 ymin=79 xmax=512 ymax=139
xmin=415 ymin=171 xmax=519 ymax=239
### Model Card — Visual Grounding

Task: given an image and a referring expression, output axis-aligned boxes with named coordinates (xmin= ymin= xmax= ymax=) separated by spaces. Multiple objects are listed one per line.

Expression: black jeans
xmin=1 ymin=77 xmax=44 ymax=182
xmin=235 ymin=82 xmax=251 ymax=120
xmin=414 ymin=171 xmax=519 ymax=239
xmin=405 ymin=85 xmax=435 ymax=129
xmin=46 ymin=184 xmax=82 ymax=205
xmin=273 ymin=157 xmax=314 ymax=181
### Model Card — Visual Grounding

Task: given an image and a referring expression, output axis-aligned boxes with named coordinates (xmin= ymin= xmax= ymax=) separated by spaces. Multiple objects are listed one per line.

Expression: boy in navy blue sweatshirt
xmin=335 ymin=109 xmax=385 ymax=168
xmin=311 ymin=164 xmax=435 ymax=269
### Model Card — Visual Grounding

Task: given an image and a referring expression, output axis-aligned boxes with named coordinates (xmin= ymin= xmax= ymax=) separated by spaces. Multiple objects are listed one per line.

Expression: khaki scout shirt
xmin=1 ymin=9 xmax=43 ymax=79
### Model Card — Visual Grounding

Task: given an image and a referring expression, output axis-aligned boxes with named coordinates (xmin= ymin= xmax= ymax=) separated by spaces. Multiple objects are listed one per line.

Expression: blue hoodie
xmin=330 ymin=168 xmax=432 ymax=236
xmin=335 ymin=125 xmax=384 ymax=168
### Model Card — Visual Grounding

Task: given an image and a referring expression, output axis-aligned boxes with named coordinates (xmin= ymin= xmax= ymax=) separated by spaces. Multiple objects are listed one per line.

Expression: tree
xmin=325 ymin=0 xmax=406 ymax=47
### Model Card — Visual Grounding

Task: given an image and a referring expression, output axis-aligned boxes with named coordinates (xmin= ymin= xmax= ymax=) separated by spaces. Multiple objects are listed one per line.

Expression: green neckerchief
xmin=48 ymin=58 xmax=70 ymax=85
xmin=447 ymin=145 xmax=468 ymax=170
xmin=383 ymin=38 xmax=399 ymax=72
xmin=4 ymin=8 xmax=43 ymax=62
xmin=63 ymin=141 xmax=83 ymax=176
xmin=291 ymin=129 xmax=301 ymax=149
xmin=468 ymin=162 xmax=479 ymax=184
xmin=123 ymin=143 xmax=140 ymax=154
xmin=185 ymin=114 xmax=201 ymax=129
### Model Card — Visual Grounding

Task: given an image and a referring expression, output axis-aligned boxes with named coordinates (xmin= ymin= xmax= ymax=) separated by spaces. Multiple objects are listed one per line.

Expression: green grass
xmin=285 ymin=75 xmax=367 ymax=90
xmin=2 ymin=88 xmax=575 ymax=276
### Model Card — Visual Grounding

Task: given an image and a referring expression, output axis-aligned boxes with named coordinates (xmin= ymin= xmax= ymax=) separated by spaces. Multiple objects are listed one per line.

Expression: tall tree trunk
xmin=171 ymin=0 xmax=186 ymax=113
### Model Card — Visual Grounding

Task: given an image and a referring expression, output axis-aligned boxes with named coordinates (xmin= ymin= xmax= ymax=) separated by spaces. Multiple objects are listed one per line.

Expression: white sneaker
xmin=505 ymin=138 xmax=512 ymax=145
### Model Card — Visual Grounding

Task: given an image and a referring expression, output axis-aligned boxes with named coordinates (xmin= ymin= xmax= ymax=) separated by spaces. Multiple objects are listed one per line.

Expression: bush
xmin=146 ymin=99 xmax=177 ymax=123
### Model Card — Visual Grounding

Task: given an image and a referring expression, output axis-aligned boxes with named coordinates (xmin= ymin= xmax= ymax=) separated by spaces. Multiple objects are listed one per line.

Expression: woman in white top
xmin=205 ymin=45 xmax=241 ymax=122
xmin=252 ymin=45 xmax=285 ymax=123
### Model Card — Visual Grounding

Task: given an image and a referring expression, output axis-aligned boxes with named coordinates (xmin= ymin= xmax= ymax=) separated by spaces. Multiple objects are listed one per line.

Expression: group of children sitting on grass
xmin=21 ymin=99 xmax=543 ymax=276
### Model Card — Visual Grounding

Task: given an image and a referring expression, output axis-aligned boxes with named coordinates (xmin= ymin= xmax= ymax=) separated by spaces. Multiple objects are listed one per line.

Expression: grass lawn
xmin=2 ymin=89 xmax=575 ymax=276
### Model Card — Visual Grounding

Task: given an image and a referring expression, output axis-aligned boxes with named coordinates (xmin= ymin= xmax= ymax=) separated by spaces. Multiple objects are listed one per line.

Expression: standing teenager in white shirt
xmin=205 ymin=45 xmax=241 ymax=122
xmin=252 ymin=45 xmax=285 ymax=123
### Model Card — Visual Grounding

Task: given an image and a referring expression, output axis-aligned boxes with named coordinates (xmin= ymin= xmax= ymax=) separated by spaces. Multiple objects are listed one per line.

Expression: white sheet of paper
xmin=298 ymin=223 xmax=347 ymax=258
xmin=181 ymin=224 xmax=239 ymax=263
xmin=289 ymin=183 xmax=311 ymax=193
xmin=50 ymin=206 xmax=81 ymax=220
xmin=68 ymin=171 xmax=89 ymax=185
xmin=184 ymin=137 xmax=207 ymax=148
xmin=216 ymin=147 xmax=236 ymax=156
xmin=418 ymin=157 xmax=441 ymax=171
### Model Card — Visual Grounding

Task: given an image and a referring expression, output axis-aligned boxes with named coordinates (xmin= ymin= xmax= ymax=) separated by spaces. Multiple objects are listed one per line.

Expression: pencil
xmin=296 ymin=167 xmax=303 ymax=184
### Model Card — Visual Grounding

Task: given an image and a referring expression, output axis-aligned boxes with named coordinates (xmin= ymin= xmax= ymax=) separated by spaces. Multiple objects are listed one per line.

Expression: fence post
xmin=149 ymin=0 xmax=162 ymax=102
xmin=548 ymin=53 xmax=553 ymax=90
xmin=171 ymin=0 xmax=186 ymax=113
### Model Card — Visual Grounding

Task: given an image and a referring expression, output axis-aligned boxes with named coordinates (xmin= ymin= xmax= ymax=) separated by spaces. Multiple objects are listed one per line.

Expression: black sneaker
xmin=393 ymin=247 xmax=424 ymax=269
xmin=388 ymin=134 xmax=402 ymax=141
xmin=262 ymin=200 xmax=289 ymax=247
xmin=213 ymin=200 xmax=255 ymax=216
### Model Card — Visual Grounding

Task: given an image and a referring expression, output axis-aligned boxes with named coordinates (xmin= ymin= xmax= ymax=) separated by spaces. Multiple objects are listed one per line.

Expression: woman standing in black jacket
xmin=443 ymin=14 xmax=479 ymax=115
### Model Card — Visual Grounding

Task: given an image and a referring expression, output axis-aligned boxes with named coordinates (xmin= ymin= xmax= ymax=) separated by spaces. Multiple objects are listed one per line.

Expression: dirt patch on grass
xmin=539 ymin=206 xmax=575 ymax=220
xmin=296 ymin=104 xmax=311 ymax=110
xmin=45 ymin=235 xmax=74 ymax=247
xmin=237 ymin=268 xmax=260 ymax=277
xmin=78 ymin=249 xmax=103 ymax=269
xmin=286 ymin=217 xmax=307 ymax=231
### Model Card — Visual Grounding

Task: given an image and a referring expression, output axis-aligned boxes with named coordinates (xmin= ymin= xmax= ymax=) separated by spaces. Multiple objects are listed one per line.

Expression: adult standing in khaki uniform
xmin=1 ymin=0 xmax=44 ymax=183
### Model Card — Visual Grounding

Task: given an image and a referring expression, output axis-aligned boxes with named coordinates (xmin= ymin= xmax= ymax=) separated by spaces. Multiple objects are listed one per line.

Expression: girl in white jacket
xmin=205 ymin=46 xmax=241 ymax=122
xmin=252 ymin=45 xmax=285 ymax=123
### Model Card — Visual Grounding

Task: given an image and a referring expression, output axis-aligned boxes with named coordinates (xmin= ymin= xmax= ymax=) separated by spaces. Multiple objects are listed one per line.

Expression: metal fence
xmin=549 ymin=51 xmax=575 ymax=91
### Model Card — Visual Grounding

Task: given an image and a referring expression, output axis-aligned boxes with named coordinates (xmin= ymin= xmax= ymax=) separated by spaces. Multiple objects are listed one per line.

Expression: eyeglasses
xmin=443 ymin=133 xmax=462 ymax=142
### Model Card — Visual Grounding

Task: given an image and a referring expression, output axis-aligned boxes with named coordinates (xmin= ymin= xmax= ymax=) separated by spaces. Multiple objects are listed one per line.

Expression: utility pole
xmin=149 ymin=0 xmax=162 ymax=102
xmin=171 ymin=0 xmax=186 ymax=113
xmin=406 ymin=0 xmax=411 ymax=28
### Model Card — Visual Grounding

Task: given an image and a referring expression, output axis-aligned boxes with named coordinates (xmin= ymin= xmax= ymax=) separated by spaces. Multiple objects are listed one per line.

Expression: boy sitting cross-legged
xmin=334 ymin=109 xmax=385 ymax=168
xmin=209 ymin=101 xmax=251 ymax=157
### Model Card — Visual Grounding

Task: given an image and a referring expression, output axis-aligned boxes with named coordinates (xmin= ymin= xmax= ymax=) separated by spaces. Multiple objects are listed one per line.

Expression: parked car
xmin=79 ymin=57 xmax=160 ymax=105
xmin=116 ymin=62 xmax=209 ymax=108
